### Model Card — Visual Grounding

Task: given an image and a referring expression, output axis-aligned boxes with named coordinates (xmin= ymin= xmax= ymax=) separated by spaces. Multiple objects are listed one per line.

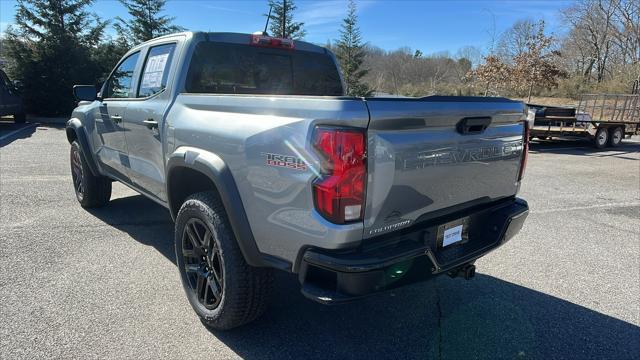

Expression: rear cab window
xmin=185 ymin=42 xmax=343 ymax=96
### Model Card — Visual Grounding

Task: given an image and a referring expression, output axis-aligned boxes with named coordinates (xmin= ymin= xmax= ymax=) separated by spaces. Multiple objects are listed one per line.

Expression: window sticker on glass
xmin=141 ymin=53 xmax=169 ymax=89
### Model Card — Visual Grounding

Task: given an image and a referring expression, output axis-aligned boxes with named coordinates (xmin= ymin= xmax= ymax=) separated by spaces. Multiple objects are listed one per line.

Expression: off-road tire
xmin=594 ymin=127 xmax=608 ymax=149
xmin=70 ymin=141 xmax=111 ymax=207
xmin=175 ymin=192 xmax=273 ymax=330
xmin=608 ymin=127 xmax=623 ymax=147
xmin=14 ymin=112 xmax=26 ymax=123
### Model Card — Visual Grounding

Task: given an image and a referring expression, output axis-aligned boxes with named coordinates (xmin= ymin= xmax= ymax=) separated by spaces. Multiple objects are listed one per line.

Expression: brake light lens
xmin=250 ymin=34 xmax=295 ymax=49
xmin=518 ymin=121 xmax=530 ymax=181
xmin=312 ymin=127 xmax=366 ymax=224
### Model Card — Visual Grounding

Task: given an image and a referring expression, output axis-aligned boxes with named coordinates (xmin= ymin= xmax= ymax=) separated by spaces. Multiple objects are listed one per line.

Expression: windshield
xmin=185 ymin=42 xmax=343 ymax=96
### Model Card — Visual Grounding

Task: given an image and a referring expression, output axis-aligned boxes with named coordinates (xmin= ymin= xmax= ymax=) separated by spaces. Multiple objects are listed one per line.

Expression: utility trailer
xmin=529 ymin=92 xmax=640 ymax=149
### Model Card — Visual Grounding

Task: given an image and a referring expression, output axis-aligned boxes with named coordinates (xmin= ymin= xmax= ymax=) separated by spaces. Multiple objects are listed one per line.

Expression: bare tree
xmin=611 ymin=0 xmax=639 ymax=64
xmin=497 ymin=19 xmax=537 ymax=61
xmin=455 ymin=45 xmax=483 ymax=68
xmin=563 ymin=0 xmax=617 ymax=82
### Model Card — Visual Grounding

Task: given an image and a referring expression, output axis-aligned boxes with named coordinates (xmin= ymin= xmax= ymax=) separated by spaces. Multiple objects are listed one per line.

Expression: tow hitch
xmin=448 ymin=264 xmax=476 ymax=280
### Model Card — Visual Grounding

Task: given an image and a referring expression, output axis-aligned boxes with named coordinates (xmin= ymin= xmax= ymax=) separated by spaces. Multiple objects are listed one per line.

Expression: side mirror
xmin=73 ymin=85 xmax=97 ymax=101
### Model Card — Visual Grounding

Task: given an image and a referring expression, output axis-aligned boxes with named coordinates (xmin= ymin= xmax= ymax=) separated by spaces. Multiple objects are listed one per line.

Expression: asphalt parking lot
xmin=1 ymin=121 xmax=639 ymax=359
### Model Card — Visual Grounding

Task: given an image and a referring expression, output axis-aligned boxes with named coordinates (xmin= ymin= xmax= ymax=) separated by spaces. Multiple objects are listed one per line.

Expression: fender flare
xmin=166 ymin=147 xmax=291 ymax=270
xmin=65 ymin=118 xmax=101 ymax=176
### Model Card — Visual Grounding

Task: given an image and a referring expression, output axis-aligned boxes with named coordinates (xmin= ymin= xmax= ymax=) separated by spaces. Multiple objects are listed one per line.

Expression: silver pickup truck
xmin=67 ymin=32 xmax=529 ymax=329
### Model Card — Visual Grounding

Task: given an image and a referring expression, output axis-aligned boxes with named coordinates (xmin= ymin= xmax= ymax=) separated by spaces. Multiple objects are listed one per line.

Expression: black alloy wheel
xmin=70 ymin=145 xmax=84 ymax=201
xmin=181 ymin=218 xmax=224 ymax=310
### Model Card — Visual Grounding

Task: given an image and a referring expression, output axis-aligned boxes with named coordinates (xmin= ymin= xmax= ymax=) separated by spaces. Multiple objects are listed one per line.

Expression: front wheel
xmin=593 ymin=127 xmax=608 ymax=149
xmin=70 ymin=141 xmax=111 ymax=207
xmin=175 ymin=192 xmax=273 ymax=330
xmin=608 ymin=127 xmax=623 ymax=147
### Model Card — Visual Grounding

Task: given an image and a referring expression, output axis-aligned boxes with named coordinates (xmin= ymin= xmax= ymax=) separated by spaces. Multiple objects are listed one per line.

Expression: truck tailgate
xmin=363 ymin=96 xmax=526 ymax=238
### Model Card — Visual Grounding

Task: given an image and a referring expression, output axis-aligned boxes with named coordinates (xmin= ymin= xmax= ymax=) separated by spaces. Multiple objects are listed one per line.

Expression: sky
xmin=0 ymin=0 xmax=574 ymax=55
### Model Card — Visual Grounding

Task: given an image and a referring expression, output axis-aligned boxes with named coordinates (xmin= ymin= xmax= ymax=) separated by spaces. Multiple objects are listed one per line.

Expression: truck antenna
xmin=263 ymin=5 xmax=272 ymax=35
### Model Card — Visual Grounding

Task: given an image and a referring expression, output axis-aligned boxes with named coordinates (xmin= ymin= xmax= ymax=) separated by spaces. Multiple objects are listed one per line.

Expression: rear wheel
xmin=593 ymin=127 xmax=608 ymax=149
xmin=175 ymin=192 xmax=273 ymax=330
xmin=70 ymin=141 xmax=111 ymax=207
xmin=608 ymin=127 xmax=623 ymax=147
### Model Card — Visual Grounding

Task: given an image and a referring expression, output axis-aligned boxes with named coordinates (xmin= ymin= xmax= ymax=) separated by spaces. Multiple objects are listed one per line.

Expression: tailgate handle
xmin=457 ymin=117 xmax=491 ymax=135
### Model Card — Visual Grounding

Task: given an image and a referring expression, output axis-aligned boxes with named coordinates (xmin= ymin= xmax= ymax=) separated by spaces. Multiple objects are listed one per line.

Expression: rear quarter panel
xmin=168 ymin=94 xmax=369 ymax=263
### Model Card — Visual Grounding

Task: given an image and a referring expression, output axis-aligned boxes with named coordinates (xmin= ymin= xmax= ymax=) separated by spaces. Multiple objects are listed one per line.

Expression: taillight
xmin=312 ymin=127 xmax=366 ymax=224
xmin=518 ymin=121 xmax=530 ymax=181
xmin=250 ymin=34 xmax=295 ymax=49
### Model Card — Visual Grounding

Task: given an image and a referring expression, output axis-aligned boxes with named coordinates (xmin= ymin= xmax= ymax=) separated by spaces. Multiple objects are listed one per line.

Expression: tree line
xmin=1 ymin=0 xmax=638 ymax=116
xmin=361 ymin=0 xmax=638 ymax=101
xmin=2 ymin=0 xmax=183 ymax=116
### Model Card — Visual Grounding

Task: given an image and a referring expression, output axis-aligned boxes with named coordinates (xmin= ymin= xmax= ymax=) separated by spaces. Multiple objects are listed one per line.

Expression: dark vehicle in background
xmin=0 ymin=69 xmax=25 ymax=123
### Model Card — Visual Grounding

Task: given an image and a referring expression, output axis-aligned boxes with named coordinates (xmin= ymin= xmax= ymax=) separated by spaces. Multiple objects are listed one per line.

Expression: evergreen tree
xmin=335 ymin=0 xmax=371 ymax=97
xmin=265 ymin=0 xmax=305 ymax=39
xmin=90 ymin=41 xmax=129 ymax=84
xmin=114 ymin=0 xmax=184 ymax=46
xmin=5 ymin=0 xmax=107 ymax=115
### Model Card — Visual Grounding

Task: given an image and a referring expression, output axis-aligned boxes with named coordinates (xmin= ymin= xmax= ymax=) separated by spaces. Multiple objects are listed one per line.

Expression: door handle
xmin=110 ymin=115 xmax=123 ymax=124
xmin=143 ymin=119 xmax=159 ymax=129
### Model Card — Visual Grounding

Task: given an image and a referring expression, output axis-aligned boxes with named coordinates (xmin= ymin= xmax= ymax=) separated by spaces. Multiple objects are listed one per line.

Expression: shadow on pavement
xmin=86 ymin=194 xmax=175 ymax=263
xmin=86 ymin=194 xmax=640 ymax=359
xmin=530 ymin=138 xmax=640 ymax=160
xmin=0 ymin=121 xmax=36 ymax=147
xmin=215 ymin=273 xmax=640 ymax=359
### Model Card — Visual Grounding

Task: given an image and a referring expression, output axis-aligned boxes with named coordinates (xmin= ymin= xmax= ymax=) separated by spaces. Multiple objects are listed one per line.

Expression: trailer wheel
xmin=608 ymin=127 xmax=623 ymax=147
xmin=594 ymin=127 xmax=608 ymax=149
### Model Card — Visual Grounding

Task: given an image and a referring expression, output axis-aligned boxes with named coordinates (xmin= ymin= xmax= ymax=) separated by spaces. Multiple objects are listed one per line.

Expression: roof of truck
xmin=133 ymin=31 xmax=329 ymax=54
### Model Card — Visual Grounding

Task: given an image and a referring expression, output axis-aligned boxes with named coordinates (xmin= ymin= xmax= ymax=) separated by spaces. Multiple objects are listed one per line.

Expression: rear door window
xmin=185 ymin=42 xmax=343 ymax=96
xmin=138 ymin=43 xmax=176 ymax=98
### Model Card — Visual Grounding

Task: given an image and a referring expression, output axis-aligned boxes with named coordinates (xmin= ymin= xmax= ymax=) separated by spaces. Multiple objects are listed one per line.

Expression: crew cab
xmin=67 ymin=32 xmax=529 ymax=329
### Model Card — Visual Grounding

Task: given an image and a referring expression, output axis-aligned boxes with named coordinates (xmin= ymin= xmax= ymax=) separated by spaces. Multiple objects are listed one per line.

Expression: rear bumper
xmin=298 ymin=197 xmax=529 ymax=304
